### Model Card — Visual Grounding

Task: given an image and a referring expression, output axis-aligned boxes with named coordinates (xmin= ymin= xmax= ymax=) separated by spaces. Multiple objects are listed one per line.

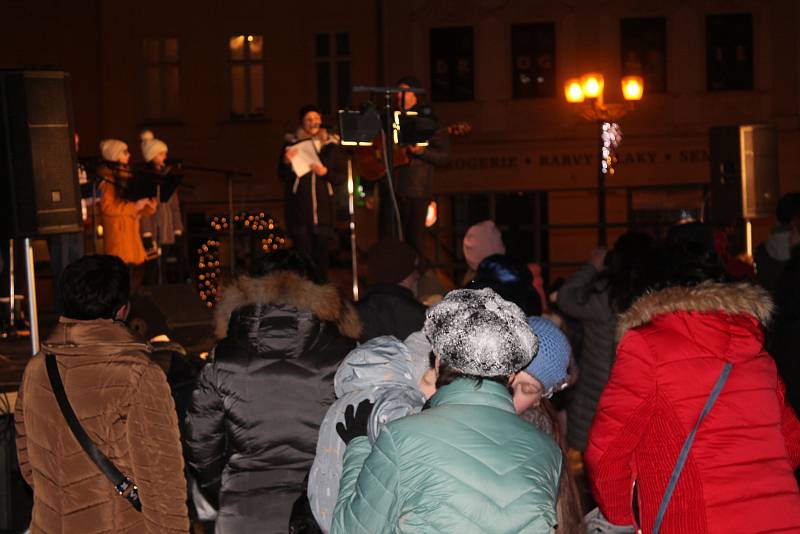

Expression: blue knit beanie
xmin=524 ymin=316 xmax=570 ymax=393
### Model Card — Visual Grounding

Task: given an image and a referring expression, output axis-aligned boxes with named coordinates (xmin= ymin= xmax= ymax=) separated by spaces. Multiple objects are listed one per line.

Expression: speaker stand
xmin=8 ymin=239 xmax=15 ymax=332
xmin=24 ymin=238 xmax=39 ymax=355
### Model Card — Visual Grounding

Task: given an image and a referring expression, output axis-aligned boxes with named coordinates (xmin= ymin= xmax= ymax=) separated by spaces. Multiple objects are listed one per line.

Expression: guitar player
xmin=378 ymin=75 xmax=450 ymax=264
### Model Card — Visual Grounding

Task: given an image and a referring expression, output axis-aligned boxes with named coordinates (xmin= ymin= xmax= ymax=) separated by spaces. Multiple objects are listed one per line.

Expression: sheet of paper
xmin=288 ymin=139 xmax=322 ymax=177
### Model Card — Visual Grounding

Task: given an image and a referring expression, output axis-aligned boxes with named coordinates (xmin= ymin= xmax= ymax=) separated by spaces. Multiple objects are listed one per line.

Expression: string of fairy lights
xmin=195 ymin=211 xmax=286 ymax=307
xmin=600 ymin=121 xmax=622 ymax=175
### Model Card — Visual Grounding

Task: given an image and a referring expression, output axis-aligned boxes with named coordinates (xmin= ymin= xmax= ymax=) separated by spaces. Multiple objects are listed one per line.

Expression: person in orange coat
xmin=98 ymin=139 xmax=156 ymax=265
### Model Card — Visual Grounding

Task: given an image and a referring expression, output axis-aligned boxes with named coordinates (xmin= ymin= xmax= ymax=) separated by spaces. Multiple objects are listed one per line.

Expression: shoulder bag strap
xmin=652 ymin=362 xmax=732 ymax=533
xmin=44 ymin=352 xmax=142 ymax=512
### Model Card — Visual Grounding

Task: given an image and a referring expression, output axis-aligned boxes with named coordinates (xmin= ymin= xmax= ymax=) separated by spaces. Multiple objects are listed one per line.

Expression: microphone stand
xmin=346 ymin=157 xmax=359 ymax=300
xmin=180 ymin=164 xmax=253 ymax=277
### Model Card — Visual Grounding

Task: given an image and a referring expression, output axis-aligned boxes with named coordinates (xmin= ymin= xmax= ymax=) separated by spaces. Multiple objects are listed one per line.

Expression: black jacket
xmin=277 ymin=129 xmax=347 ymax=230
xmin=185 ymin=272 xmax=361 ymax=532
xmin=768 ymin=245 xmax=800 ymax=415
xmin=356 ymin=284 xmax=427 ymax=342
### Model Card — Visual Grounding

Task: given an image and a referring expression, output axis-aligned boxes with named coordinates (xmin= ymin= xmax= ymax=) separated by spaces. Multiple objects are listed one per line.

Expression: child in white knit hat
xmin=139 ymin=130 xmax=183 ymax=283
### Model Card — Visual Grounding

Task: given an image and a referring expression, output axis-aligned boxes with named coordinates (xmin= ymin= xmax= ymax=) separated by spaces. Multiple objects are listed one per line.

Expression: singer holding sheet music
xmin=278 ymin=104 xmax=347 ymax=278
xmin=97 ymin=139 xmax=156 ymax=266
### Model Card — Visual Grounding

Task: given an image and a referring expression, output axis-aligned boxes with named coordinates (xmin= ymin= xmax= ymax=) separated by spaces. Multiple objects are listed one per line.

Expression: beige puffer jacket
xmin=14 ymin=318 xmax=189 ymax=533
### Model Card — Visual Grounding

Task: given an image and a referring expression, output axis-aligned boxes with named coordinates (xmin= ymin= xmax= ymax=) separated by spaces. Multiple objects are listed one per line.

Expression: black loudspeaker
xmin=0 ymin=70 xmax=82 ymax=238
xmin=708 ymin=125 xmax=779 ymax=224
xmin=127 ymin=284 xmax=215 ymax=351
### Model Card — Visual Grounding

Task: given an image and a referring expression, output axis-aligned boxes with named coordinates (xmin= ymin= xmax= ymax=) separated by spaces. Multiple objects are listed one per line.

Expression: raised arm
xmin=557 ymin=263 xmax=607 ymax=320
xmin=100 ymin=180 xmax=139 ymax=217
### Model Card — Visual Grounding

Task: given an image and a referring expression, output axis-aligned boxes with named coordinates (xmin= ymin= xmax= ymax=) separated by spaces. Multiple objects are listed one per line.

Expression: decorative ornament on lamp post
xmin=564 ymin=74 xmax=644 ymax=246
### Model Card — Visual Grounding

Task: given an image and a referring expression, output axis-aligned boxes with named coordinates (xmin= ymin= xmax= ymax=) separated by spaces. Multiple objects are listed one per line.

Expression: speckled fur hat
xmin=423 ymin=288 xmax=538 ymax=376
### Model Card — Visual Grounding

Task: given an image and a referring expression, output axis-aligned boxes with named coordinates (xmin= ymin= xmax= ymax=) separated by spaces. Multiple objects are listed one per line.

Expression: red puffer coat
xmin=586 ymin=282 xmax=800 ymax=534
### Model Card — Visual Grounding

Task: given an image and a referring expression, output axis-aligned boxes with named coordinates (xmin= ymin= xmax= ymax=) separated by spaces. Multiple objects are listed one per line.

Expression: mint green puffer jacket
xmin=331 ymin=379 xmax=562 ymax=534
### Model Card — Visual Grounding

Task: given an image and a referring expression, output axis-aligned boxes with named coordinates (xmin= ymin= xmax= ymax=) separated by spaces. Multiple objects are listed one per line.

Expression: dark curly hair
xmin=251 ymin=249 xmax=323 ymax=284
xmin=595 ymin=232 xmax=661 ymax=313
xmin=659 ymin=239 xmax=728 ymax=287
xmin=60 ymin=254 xmax=130 ymax=320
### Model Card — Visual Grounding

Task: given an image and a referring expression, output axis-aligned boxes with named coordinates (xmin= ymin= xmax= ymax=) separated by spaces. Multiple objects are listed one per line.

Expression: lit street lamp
xmin=564 ymin=74 xmax=643 ymax=246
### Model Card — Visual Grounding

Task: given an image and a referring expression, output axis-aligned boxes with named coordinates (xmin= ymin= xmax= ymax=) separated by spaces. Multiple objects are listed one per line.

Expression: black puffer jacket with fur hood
xmin=185 ymin=271 xmax=361 ymax=533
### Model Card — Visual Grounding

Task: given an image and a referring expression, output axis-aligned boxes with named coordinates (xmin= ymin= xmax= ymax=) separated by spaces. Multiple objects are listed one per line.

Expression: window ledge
xmin=221 ymin=117 xmax=272 ymax=124
xmin=139 ymin=118 xmax=187 ymax=127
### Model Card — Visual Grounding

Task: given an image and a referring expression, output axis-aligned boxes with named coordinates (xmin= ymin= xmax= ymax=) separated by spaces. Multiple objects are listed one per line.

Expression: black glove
xmin=336 ymin=399 xmax=374 ymax=445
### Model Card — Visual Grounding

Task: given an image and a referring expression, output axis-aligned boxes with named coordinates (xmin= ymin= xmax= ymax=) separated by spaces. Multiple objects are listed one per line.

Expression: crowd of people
xmin=12 ymin=190 xmax=800 ymax=534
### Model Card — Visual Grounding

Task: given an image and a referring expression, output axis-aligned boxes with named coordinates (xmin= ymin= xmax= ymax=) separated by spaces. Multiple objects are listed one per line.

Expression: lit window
xmin=229 ymin=34 xmax=265 ymax=118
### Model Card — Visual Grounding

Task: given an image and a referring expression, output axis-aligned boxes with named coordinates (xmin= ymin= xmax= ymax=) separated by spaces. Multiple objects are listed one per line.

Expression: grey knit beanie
xmin=423 ymin=288 xmax=538 ymax=376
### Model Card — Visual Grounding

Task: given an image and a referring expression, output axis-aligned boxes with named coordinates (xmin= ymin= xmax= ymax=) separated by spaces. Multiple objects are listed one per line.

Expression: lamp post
xmin=564 ymin=74 xmax=643 ymax=246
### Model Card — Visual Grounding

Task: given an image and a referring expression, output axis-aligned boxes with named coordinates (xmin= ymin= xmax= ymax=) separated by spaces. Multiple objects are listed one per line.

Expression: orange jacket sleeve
xmin=100 ymin=180 xmax=139 ymax=217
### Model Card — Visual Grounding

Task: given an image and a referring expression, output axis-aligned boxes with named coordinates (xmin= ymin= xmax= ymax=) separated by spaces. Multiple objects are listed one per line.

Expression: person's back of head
xmin=60 ymin=254 xmax=130 ymax=320
xmin=424 ymin=287 xmax=538 ymax=390
xmin=776 ymin=192 xmax=800 ymax=226
xmin=251 ymin=248 xmax=323 ymax=284
xmin=365 ymin=239 xmax=419 ymax=287
xmin=663 ymin=222 xmax=725 ymax=287
xmin=468 ymin=254 xmax=541 ymax=316
xmin=603 ymin=231 xmax=661 ymax=312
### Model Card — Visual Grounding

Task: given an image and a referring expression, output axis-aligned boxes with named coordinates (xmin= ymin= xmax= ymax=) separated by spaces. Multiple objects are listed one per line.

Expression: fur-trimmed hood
xmin=617 ymin=281 xmax=774 ymax=339
xmin=214 ymin=272 xmax=362 ymax=340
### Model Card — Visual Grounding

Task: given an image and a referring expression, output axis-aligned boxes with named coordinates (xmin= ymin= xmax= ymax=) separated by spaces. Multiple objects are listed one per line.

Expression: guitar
xmin=355 ymin=121 xmax=471 ymax=182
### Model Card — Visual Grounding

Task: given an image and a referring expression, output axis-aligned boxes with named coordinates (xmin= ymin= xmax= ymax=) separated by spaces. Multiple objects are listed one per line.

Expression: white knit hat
xmin=140 ymin=130 xmax=168 ymax=162
xmin=423 ymin=288 xmax=538 ymax=376
xmin=99 ymin=139 xmax=128 ymax=163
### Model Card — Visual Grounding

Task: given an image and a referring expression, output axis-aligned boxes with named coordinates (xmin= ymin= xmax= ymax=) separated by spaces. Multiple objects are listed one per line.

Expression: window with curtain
xmin=620 ymin=17 xmax=667 ymax=93
xmin=315 ymin=32 xmax=351 ymax=115
xmin=229 ymin=34 xmax=265 ymax=118
xmin=143 ymin=37 xmax=180 ymax=120
xmin=706 ymin=13 xmax=754 ymax=91
xmin=430 ymin=27 xmax=474 ymax=102
xmin=511 ymin=23 xmax=556 ymax=99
